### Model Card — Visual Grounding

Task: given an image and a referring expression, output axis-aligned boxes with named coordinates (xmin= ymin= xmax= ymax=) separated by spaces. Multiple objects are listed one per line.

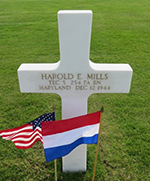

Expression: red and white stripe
xmin=0 ymin=124 xmax=42 ymax=149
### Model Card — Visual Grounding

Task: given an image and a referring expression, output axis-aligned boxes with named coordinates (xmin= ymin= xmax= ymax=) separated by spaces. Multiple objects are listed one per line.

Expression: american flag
xmin=0 ymin=112 xmax=55 ymax=149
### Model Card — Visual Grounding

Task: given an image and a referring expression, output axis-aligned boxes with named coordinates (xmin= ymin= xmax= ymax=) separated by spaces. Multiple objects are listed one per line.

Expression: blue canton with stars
xmin=29 ymin=112 xmax=55 ymax=130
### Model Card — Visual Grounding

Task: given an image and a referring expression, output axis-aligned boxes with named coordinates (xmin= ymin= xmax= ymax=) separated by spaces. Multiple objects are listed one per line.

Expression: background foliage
xmin=0 ymin=0 xmax=149 ymax=180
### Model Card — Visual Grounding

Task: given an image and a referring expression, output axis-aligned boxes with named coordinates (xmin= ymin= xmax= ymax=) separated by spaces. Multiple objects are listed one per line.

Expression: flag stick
xmin=92 ymin=106 xmax=104 ymax=181
xmin=54 ymin=159 xmax=57 ymax=181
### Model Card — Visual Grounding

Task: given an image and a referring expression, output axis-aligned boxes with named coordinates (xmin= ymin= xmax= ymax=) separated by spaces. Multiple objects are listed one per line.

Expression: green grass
xmin=0 ymin=0 xmax=150 ymax=180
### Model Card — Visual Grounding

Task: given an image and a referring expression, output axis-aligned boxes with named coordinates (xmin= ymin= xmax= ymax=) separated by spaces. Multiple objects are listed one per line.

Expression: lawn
xmin=0 ymin=0 xmax=150 ymax=180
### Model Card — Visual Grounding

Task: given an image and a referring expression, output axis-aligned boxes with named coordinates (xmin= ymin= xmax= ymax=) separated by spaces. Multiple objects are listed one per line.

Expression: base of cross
xmin=63 ymin=145 xmax=87 ymax=172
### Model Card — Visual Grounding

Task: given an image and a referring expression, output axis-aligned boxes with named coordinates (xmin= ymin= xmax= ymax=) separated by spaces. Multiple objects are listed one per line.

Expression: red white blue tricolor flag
xmin=42 ymin=111 xmax=101 ymax=162
xmin=0 ymin=112 xmax=55 ymax=149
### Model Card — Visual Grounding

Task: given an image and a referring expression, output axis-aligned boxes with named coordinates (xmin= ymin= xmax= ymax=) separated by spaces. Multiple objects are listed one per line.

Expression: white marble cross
xmin=18 ymin=10 xmax=133 ymax=172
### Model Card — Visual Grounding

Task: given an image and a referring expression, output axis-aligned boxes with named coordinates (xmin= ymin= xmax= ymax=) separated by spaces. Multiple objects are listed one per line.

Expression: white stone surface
xmin=18 ymin=10 xmax=133 ymax=172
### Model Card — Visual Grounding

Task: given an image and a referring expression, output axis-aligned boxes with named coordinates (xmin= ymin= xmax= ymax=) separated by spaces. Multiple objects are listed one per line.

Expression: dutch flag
xmin=42 ymin=111 xmax=101 ymax=162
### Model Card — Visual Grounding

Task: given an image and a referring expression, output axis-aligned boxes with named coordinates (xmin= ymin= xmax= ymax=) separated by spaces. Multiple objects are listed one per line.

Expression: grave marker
xmin=18 ymin=10 xmax=133 ymax=172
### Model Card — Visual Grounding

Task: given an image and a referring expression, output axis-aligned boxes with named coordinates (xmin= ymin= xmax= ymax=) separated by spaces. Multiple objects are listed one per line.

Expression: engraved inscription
xmin=39 ymin=73 xmax=110 ymax=91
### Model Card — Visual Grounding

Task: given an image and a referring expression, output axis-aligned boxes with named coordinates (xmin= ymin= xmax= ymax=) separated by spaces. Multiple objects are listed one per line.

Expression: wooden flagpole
xmin=92 ymin=106 xmax=104 ymax=181
xmin=54 ymin=159 xmax=57 ymax=181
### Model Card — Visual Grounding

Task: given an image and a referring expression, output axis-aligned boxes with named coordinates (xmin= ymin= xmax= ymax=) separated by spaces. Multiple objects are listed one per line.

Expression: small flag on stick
xmin=0 ymin=112 xmax=55 ymax=149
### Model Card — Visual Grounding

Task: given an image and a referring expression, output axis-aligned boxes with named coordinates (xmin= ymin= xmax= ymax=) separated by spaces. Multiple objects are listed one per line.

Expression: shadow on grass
xmin=53 ymin=158 xmax=86 ymax=181
xmin=59 ymin=171 xmax=86 ymax=181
